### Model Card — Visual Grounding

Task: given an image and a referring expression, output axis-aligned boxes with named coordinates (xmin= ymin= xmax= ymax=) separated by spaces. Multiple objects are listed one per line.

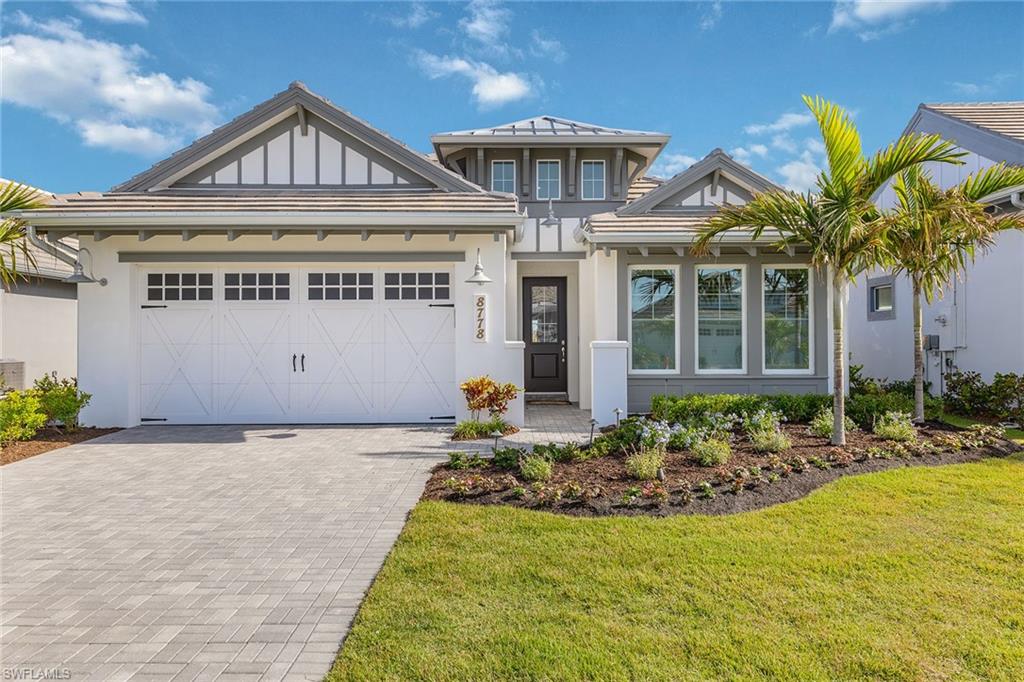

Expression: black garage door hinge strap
xmin=430 ymin=415 xmax=456 ymax=420
xmin=141 ymin=305 xmax=168 ymax=309
xmin=141 ymin=417 xmax=168 ymax=422
xmin=428 ymin=303 xmax=455 ymax=308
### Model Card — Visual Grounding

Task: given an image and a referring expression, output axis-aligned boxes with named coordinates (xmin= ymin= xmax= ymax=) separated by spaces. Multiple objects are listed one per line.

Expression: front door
xmin=523 ymin=277 xmax=567 ymax=393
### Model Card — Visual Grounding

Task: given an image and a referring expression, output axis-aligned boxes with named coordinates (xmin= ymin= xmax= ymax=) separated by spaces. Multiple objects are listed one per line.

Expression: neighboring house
xmin=849 ymin=102 xmax=1024 ymax=392
xmin=15 ymin=82 xmax=833 ymax=427
xmin=0 ymin=195 xmax=78 ymax=389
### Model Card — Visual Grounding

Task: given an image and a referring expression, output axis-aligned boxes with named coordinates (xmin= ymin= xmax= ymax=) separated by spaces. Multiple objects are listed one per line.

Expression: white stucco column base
xmin=591 ymin=340 xmax=628 ymax=427
xmin=503 ymin=340 xmax=526 ymax=426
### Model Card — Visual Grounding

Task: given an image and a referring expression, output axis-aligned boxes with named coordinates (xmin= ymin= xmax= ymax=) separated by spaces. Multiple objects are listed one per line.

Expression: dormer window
xmin=581 ymin=160 xmax=605 ymax=200
xmin=491 ymin=160 xmax=515 ymax=194
xmin=536 ymin=160 xmax=561 ymax=200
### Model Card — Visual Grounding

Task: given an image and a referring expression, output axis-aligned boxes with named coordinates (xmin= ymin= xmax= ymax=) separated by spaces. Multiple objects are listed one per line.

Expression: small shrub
xmin=0 ymin=390 xmax=48 ymax=444
xmin=847 ymin=393 xmax=939 ymax=428
xmin=492 ymin=446 xmax=524 ymax=470
xmin=519 ymin=455 xmax=553 ymax=482
xmin=750 ymin=428 xmax=791 ymax=453
xmin=943 ymin=370 xmax=990 ymax=416
xmin=510 ymin=486 xmax=526 ymax=499
xmin=625 ymin=449 xmax=664 ymax=481
xmin=641 ymin=481 xmax=668 ymax=503
xmin=666 ymin=425 xmax=708 ymax=451
xmin=692 ymin=438 xmax=731 ymax=467
xmin=990 ymin=373 xmax=1024 ymax=423
xmin=459 ymin=376 xmax=521 ymax=420
xmin=447 ymin=451 xmax=486 ymax=470
xmin=679 ymin=487 xmax=695 ymax=505
xmin=873 ymin=411 xmax=917 ymax=442
xmin=32 ymin=373 xmax=91 ymax=430
xmin=651 ymin=393 xmax=830 ymax=425
xmin=560 ymin=481 xmax=583 ymax=500
xmin=452 ymin=416 xmax=513 ymax=440
xmin=808 ymin=455 xmax=831 ymax=470
xmin=586 ymin=437 xmax=613 ymax=459
xmin=696 ymin=480 xmax=715 ymax=499
xmin=621 ymin=486 xmax=642 ymax=504
xmin=808 ymin=408 xmax=857 ymax=438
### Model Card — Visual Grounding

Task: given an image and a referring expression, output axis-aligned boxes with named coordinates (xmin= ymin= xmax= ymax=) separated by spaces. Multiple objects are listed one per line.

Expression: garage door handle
xmin=301 ymin=354 xmax=305 ymax=372
xmin=292 ymin=354 xmax=297 ymax=372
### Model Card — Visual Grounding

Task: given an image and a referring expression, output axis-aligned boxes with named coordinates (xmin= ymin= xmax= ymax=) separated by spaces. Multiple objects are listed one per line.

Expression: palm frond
xmin=956 ymin=163 xmax=1024 ymax=202
xmin=860 ymin=133 xmax=964 ymax=200
xmin=802 ymin=95 xmax=862 ymax=189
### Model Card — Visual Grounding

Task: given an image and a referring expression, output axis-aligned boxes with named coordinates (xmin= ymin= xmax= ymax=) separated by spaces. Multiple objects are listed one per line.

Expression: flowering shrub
xmin=741 ymin=409 xmax=784 ymax=435
xmin=808 ymin=409 xmax=856 ymax=438
xmin=749 ymin=428 xmax=791 ymax=453
xmin=519 ymin=455 xmax=553 ymax=482
xmin=693 ymin=438 xmax=731 ymax=467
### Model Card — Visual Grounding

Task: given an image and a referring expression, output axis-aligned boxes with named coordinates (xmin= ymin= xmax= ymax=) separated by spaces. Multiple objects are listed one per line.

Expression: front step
xmin=525 ymin=392 xmax=571 ymax=405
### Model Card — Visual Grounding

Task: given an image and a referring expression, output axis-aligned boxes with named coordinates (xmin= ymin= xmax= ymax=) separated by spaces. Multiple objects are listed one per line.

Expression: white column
xmin=591 ymin=341 xmax=628 ymax=427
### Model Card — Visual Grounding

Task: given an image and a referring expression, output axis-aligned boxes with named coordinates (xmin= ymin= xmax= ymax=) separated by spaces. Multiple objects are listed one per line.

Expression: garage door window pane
xmin=385 ymin=272 xmax=451 ymax=301
xmin=308 ymin=272 xmax=373 ymax=301
xmin=226 ymin=273 xmax=290 ymax=301
xmin=146 ymin=272 xmax=214 ymax=302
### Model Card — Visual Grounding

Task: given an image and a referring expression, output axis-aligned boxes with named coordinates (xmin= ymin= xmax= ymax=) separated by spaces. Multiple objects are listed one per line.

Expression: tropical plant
xmin=881 ymin=163 xmax=1024 ymax=421
xmin=32 ymin=373 xmax=92 ymax=431
xmin=625 ymin=449 xmax=664 ymax=481
xmin=873 ymin=411 xmax=917 ymax=442
xmin=694 ymin=96 xmax=964 ymax=444
xmin=458 ymin=375 xmax=521 ymax=420
xmin=0 ymin=390 xmax=48 ymax=444
xmin=0 ymin=181 xmax=46 ymax=287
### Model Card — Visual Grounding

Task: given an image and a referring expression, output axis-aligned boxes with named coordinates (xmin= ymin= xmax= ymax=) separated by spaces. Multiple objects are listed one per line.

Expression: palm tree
xmin=0 ymin=181 xmax=46 ymax=287
xmin=694 ymin=96 xmax=964 ymax=445
xmin=882 ymin=163 xmax=1024 ymax=422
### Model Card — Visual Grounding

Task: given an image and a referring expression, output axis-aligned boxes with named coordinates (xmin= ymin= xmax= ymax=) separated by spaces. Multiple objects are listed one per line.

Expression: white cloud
xmin=950 ymin=72 xmax=1016 ymax=97
xmin=76 ymin=0 xmax=147 ymax=25
xmin=700 ymin=1 xmax=723 ymax=31
xmin=459 ymin=0 xmax=511 ymax=48
xmin=730 ymin=144 xmax=768 ymax=164
xmin=744 ymin=112 xmax=814 ymax=135
xmin=530 ymin=30 xmax=566 ymax=63
xmin=384 ymin=1 xmax=437 ymax=29
xmin=777 ymin=151 xmax=822 ymax=192
xmin=1 ymin=13 xmax=219 ymax=156
xmin=651 ymin=151 xmax=699 ymax=178
xmin=829 ymin=0 xmax=949 ymax=41
xmin=414 ymin=51 xmax=532 ymax=108
xmin=771 ymin=134 xmax=799 ymax=153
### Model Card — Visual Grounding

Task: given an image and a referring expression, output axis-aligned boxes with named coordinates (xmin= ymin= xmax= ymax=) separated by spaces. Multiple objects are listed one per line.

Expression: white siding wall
xmin=0 ymin=289 xmax=77 ymax=384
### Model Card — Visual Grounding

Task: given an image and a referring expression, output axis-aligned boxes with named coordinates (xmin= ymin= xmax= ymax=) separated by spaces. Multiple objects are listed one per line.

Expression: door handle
xmin=301 ymin=354 xmax=305 ymax=372
xmin=561 ymin=340 xmax=566 ymax=364
xmin=292 ymin=354 xmax=297 ymax=372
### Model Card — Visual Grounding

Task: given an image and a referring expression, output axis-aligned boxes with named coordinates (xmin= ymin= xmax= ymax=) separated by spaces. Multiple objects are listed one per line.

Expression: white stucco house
xmin=0 ymin=201 xmax=78 ymax=390
xmin=15 ymin=82 xmax=834 ymax=428
xmin=849 ymin=102 xmax=1024 ymax=392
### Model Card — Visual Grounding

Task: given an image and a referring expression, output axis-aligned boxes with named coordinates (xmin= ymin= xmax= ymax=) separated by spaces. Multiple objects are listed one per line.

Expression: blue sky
xmin=2 ymin=1 xmax=1021 ymax=193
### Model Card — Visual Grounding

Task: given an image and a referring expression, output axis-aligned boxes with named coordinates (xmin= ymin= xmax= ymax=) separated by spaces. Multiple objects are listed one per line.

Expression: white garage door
xmin=139 ymin=266 xmax=456 ymax=424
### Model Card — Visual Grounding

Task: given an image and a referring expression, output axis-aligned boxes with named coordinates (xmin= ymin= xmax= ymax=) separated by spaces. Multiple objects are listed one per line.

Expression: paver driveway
xmin=0 ymin=424 xmax=460 ymax=681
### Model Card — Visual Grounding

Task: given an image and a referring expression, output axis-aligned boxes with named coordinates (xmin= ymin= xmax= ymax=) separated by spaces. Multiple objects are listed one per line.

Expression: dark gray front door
xmin=523 ymin=277 xmax=567 ymax=393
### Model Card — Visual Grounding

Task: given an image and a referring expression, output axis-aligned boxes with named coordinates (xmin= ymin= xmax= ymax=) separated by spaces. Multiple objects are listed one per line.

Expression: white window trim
xmin=490 ymin=159 xmax=516 ymax=194
xmin=872 ymin=284 xmax=893 ymax=312
xmin=535 ymin=159 xmax=561 ymax=200
xmin=761 ymin=264 xmax=814 ymax=376
xmin=302 ymin=268 xmax=377 ymax=305
xmin=694 ymin=263 xmax=747 ymax=375
xmin=627 ymin=264 xmax=680 ymax=375
xmin=581 ymin=159 xmax=605 ymax=201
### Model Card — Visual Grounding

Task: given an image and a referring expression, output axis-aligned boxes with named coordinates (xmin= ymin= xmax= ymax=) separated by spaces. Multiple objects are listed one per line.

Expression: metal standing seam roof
xmin=21 ymin=191 xmax=521 ymax=214
xmin=433 ymin=115 xmax=669 ymax=139
xmin=921 ymin=102 xmax=1024 ymax=143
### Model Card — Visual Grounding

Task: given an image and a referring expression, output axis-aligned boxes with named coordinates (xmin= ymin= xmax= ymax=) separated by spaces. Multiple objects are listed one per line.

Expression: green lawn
xmin=328 ymin=455 xmax=1024 ymax=681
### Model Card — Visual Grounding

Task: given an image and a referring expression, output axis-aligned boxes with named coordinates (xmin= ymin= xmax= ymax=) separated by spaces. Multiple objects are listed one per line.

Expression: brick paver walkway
xmin=0 ymin=406 xmax=592 ymax=681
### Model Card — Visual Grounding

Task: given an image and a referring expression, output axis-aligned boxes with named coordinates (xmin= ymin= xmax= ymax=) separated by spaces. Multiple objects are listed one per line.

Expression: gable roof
xmin=114 ymin=82 xmax=483 ymax=194
xmin=921 ymin=102 xmax=1024 ymax=142
xmin=617 ymin=148 xmax=781 ymax=216
xmin=626 ymin=175 xmax=664 ymax=203
xmin=905 ymin=102 xmax=1024 ymax=165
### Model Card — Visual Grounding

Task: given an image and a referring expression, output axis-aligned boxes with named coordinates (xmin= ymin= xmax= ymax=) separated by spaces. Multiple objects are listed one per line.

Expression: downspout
xmin=1010 ymin=192 xmax=1024 ymax=209
xmin=26 ymin=225 xmax=78 ymax=267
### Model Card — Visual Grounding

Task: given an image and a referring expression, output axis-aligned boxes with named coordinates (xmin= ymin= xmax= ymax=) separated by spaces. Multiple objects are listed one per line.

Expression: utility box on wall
xmin=0 ymin=360 xmax=26 ymax=390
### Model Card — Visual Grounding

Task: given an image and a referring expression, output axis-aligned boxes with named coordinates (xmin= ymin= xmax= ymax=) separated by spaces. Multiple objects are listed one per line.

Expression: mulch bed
xmin=1 ymin=427 xmax=122 ymax=466
xmin=423 ymin=421 xmax=1022 ymax=517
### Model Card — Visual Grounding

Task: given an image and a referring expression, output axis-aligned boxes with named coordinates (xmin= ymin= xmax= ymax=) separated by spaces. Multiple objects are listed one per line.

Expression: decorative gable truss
xmin=178 ymin=112 xmax=426 ymax=189
xmin=619 ymin=148 xmax=781 ymax=215
xmin=114 ymin=82 xmax=481 ymax=193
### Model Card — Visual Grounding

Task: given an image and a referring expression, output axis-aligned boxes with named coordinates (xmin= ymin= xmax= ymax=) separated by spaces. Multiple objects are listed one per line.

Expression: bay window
xmin=696 ymin=266 xmax=745 ymax=372
xmin=763 ymin=267 xmax=812 ymax=372
xmin=629 ymin=267 xmax=677 ymax=371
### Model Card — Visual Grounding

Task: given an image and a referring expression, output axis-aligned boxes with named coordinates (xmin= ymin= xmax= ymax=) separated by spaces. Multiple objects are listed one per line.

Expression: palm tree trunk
xmin=912 ymin=277 xmax=925 ymax=423
xmin=832 ymin=275 xmax=846 ymax=446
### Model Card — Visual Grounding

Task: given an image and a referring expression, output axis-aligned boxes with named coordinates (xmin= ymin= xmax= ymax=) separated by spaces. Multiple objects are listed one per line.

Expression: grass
xmin=942 ymin=412 xmax=1024 ymax=443
xmin=328 ymin=455 xmax=1024 ymax=681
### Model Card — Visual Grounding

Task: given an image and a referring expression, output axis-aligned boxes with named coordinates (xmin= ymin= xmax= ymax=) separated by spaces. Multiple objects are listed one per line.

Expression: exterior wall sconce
xmin=464 ymin=247 xmax=492 ymax=284
xmin=63 ymin=247 xmax=107 ymax=286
